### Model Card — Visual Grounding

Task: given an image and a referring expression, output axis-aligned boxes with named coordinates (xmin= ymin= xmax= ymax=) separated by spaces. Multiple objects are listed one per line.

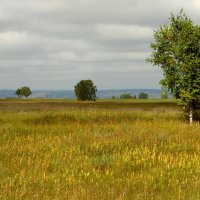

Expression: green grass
xmin=0 ymin=99 xmax=199 ymax=199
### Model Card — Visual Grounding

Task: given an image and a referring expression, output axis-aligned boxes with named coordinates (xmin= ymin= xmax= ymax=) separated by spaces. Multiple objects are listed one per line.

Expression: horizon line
xmin=0 ymin=88 xmax=161 ymax=91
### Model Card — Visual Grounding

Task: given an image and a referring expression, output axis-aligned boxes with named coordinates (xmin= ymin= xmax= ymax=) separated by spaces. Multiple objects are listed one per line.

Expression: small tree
xmin=20 ymin=86 xmax=32 ymax=98
xmin=139 ymin=93 xmax=148 ymax=99
xmin=15 ymin=88 xmax=21 ymax=98
xmin=148 ymin=10 xmax=200 ymax=123
xmin=74 ymin=80 xmax=97 ymax=101
xmin=120 ymin=93 xmax=135 ymax=99
xmin=16 ymin=86 xmax=32 ymax=98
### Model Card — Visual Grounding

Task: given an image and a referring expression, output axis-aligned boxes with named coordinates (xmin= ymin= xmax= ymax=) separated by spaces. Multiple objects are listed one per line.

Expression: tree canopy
xmin=15 ymin=88 xmax=21 ymax=98
xmin=16 ymin=86 xmax=32 ymax=98
xmin=74 ymin=80 xmax=97 ymax=101
xmin=148 ymin=10 xmax=200 ymax=122
xmin=138 ymin=92 xmax=148 ymax=99
xmin=120 ymin=93 xmax=136 ymax=99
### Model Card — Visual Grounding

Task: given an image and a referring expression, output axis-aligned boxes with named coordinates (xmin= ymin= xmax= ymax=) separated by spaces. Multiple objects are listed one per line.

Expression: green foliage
xmin=74 ymin=80 xmax=97 ymax=101
xmin=139 ymin=92 xmax=148 ymax=99
xmin=120 ymin=93 xmax=136 ymax=99
xmin=21 ymin=86 xmax=32 ymax=98
xmin=111 ymin=96 xmax=116 ymax=99
xmin=161 ymin=87 xmax=168 ymax=99
xmin=148 ymin=10 xmax=200 ymax=114
xmin=15 ymin=88 xmax=21 ymax=98
xmin=15 ymin=86 xmax=32 ymax=98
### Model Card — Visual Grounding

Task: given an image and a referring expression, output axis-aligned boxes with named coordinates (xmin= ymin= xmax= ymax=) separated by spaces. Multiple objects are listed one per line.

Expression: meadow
xmin=0 ymin=99 xmax=199 ymax=200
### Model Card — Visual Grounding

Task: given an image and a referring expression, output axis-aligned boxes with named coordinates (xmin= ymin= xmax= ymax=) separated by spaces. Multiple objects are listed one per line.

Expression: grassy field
xmin=0 ymin=99 xmax=199 ymax=199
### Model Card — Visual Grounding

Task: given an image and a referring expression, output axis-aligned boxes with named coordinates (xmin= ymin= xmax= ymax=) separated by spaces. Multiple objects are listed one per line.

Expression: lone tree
xmin=148 ymin=10 xmax=200 ymax=123
xmin=15 ymin=86 xmax=32 ymax=98
xmin=74 ymin=80 xmax=97 ymax=101
xmin=15 ymin=88 xmax=21 ymax=98
xmin=120 ymin=93 xmax=136 ymax=99
xmin=138 ymin=92 xmax=148 ymax=99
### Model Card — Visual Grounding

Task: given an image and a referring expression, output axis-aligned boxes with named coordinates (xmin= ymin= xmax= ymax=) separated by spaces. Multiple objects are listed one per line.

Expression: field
xmin=0 ymin=99 xmax=200 ymax=200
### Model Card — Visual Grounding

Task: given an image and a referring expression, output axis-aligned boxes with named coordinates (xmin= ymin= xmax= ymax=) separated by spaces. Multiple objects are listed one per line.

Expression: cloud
xmin=0 ymin=0 xmax=199 ymax=89
xmin=95 ymin=24 xmax=153 ymax=40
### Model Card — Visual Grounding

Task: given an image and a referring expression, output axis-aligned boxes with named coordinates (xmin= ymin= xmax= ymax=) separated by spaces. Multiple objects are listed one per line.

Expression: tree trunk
xmin=189 ymin=110 xmax=193 ymax=124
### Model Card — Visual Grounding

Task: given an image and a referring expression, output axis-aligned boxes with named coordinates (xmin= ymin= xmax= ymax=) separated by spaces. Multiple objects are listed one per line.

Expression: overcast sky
xmin=0 ymin=0 xmax=199 ymax=90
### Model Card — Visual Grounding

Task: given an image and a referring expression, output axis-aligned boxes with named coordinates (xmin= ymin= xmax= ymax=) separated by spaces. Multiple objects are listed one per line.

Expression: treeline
xmin=15 ymin=81 xmax=167 ymax=100
xmin=112 ymin=93 xmax=149 ymax=99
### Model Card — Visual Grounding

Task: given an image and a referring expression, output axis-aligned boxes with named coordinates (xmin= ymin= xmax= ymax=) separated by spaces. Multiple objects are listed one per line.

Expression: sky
xmin=0 ymin=0 xmax=200 ymax=90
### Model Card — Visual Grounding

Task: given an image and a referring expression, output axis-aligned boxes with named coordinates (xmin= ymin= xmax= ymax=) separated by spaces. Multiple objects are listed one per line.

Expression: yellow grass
xmin=0 ymin=99 xmax=199 ymax=199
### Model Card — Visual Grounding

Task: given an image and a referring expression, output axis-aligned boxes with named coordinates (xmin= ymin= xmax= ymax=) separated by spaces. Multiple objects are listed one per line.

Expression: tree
xmin=74 ymin=80 xmax=97 ymax=101
xmin=138 ymin=93 xmax=148 ymax=99
xmin=15 ymin=88 xmax=21 ymax=98
xmin=21 ymin=86 xmax=32 ymax=98
xmin=120 ymin=93 xmax=136 ymax=99
xmin=148 ymin=10 xmax=200 ymax=123
xmin=15 ymin=86 xmax=32 ymax=98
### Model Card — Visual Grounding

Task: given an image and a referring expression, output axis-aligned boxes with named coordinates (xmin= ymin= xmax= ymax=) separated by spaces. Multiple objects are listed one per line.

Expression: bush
xmin=120 ymin=93 xmax=136 ymax=99
xmin=139 ymin=93 xmax=148 ymax=99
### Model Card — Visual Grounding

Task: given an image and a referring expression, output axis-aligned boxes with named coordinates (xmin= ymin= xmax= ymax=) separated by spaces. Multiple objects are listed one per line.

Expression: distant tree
xmin=139 ymin=93 xmax=148 ymax=99
xmin=16 ymin=86 xmax=32 ymax=98
xmin=120 ymin=93 xmax=136 ymax=99
xmin=120 ymin=93 xmax=132 ymax=99
xmin=147 ymin=10 xmax=200 ymax=123
xmin=15 ymin=88 xmax=21 ymax=98
xmin=74 ymin=80 xmax=97 ymax=101
xmin=21 ymin=86 xmax=32 ymax=98
xmin=112 ymin=96 xmax=116 ymax=99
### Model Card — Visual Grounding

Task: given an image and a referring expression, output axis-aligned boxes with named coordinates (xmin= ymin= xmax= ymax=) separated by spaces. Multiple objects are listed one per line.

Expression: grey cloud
xmin=0 ymin=0 xmax=199 ymax=89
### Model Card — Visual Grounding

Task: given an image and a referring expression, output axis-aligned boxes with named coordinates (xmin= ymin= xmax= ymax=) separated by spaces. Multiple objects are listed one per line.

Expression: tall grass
xmin=0 ymin=99 xmax=199 ymax=199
